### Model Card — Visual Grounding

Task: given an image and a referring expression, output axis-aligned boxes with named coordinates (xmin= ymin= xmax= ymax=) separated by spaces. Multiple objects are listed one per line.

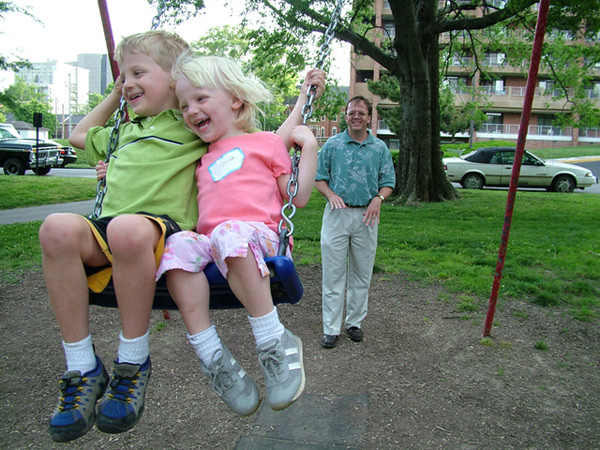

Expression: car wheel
xmin=3 ymin=157 xmax=26 ymax=175
xmin=551 ymin=175 xmax=575 ymax=193
xmin=461 ymin=173 xmax=485 ymax=189
xmin=32 ymin=166 xmax=51 ymax=175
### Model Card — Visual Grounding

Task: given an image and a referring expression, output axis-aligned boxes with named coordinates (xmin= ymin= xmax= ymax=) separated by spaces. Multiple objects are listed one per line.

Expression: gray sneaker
xmin=256 ymin=328 xmax=305 ymax=411
xmin=48 ymin=355 xmax=108 ymax=442
xmin=201 ymin=344 xmax=261 ymax=416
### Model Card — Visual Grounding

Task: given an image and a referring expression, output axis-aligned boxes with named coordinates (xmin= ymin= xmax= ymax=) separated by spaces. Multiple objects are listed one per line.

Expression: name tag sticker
xmin=208 ymin=148 xmax=245 ymax=181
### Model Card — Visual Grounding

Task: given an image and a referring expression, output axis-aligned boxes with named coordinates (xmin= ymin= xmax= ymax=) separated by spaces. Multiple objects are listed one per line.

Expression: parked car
xmin=0 ymin=125 xmax=63 ymax=175
xmin=47 ymin=140 xmax=77 ymax=167
xmin=443 ymin=147 xmax=598 ymax=193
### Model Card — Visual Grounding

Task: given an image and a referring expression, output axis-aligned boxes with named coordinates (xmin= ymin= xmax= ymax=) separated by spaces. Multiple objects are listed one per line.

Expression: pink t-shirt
xmin=195 ymin=131 xmax=292 ymax=236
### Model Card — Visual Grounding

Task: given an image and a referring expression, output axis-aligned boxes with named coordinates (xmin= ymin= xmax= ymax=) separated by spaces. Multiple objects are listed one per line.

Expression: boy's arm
xmin=275 ymin=68 xmax=325 ymax=149
xmin=69 ymin=78 xmax=123 ymax=150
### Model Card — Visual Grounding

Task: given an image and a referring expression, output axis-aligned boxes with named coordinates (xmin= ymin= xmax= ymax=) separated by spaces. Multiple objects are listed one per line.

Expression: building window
xmin=356 ymin=70 xmax=374 ymax=83
xmin=388 ymin=139 xmax=400 ymax=150
xmin=483 ymin=113 xmax=503 ymax=133
xmin=332 ymin=127 xmax=338 ymax=136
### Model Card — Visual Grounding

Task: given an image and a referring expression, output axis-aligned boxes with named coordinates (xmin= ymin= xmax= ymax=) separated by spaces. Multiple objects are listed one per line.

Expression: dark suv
xmin=0 ymin=125 xmax=63 ymax=175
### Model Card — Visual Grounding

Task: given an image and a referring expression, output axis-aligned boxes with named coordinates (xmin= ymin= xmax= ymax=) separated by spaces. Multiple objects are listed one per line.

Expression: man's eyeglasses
xmin=345 ymin=111 xmax=369 ymax=118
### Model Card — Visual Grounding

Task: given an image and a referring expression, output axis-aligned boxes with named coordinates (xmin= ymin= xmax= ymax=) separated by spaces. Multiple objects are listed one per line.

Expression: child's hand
xmin=290 ymin=125 xmax=318 ymax=150
xmin=301 ymin=68 xmax=326 ymax=101
xmin=95 ymin=160 xmax=107 ymax=181
xmin=110 ymin=74 xmax=125 ymax=99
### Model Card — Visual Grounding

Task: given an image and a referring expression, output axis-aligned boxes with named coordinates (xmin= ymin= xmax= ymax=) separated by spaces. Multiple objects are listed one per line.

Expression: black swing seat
xmin=89 ymin=255 xmax=303 ymax=310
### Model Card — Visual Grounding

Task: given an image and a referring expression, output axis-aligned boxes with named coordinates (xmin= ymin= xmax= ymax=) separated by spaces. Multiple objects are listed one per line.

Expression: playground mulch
xmin=1 ymin=265 xmax=599 ymax=449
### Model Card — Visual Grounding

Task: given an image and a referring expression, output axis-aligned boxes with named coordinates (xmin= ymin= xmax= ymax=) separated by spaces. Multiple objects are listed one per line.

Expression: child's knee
xmin=107 ymin=215 xmax=158 ymax=255
xmin=39 ymin=213 xmax=88 ymax=254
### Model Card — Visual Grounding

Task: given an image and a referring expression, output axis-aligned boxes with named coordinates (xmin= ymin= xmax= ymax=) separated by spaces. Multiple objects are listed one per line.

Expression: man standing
xmin=315 ymin=96 xmax=396 ymax=349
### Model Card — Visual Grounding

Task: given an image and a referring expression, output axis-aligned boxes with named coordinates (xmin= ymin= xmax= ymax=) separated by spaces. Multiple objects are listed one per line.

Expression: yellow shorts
xmin=83 ymin=212 xmax=181 ymax=293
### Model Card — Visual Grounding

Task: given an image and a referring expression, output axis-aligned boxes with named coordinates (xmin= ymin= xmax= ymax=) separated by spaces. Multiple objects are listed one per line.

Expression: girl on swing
xmin=157 ymin=52 xmax=318 ymax=415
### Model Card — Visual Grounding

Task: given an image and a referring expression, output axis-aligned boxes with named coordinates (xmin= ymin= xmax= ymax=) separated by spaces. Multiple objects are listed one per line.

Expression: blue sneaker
xmin=256 ymin=329 xmax=305 ymax=411
xmin=95 ymin=357 xmax=151 ymax=433
xmin=201 ymin=344 xmax=261 ymax=416
xmin=48 ymin=356 xmax=108 ymax=442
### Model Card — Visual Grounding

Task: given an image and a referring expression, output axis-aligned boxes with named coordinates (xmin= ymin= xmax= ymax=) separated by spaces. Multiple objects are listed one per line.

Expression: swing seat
xmin=88 ymin=255 xmax=303 ymax=310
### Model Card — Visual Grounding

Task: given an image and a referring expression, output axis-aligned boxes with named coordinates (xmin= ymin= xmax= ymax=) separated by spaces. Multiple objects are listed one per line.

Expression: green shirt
xmin=316 ymin=130 xmax=395 ymax=206
xmin=86 ymin=109 xmax=207 ymax=231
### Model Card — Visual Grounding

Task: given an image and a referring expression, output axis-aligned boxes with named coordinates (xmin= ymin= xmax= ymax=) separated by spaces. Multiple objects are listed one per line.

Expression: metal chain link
xmin=90 ymin=2 xmax=167 ymax=218
xmin=277 ymin=0 xmax=344 ymax=254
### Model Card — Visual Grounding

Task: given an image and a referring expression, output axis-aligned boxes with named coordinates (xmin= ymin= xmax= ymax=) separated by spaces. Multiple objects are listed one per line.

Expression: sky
xmin=0 ymin=0 xmax=349 ymax=85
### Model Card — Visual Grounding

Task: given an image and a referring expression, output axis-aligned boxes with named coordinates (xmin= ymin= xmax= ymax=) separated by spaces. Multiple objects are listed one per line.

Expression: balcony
xmin=374 ymin=120 xmax=600 ymax=145
xmin=477 ymin=123 xmax=572 ymax=140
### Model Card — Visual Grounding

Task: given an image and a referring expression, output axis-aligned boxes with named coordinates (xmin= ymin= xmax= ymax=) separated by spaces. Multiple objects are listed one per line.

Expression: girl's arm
xmin=277 ymin=125 xmax=318 ymax=208
xmin=275 ymin=68 xmax=325 ymax=149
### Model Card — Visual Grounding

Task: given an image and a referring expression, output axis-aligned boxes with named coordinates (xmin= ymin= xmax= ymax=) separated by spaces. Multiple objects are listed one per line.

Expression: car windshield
xmin=0 ymin=127 xmax=20 ymax=139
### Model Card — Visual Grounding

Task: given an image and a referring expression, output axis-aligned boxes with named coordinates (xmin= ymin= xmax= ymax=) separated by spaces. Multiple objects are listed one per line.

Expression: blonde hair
xmin=172 ymin=52 xmax=273 ymax=132
xmin=115 ymin=30 xmax=189 ymax=72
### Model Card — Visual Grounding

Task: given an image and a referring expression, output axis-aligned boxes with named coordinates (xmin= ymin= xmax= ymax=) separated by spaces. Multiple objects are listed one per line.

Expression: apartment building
xmin=349 ymin=0 xmax=600 ymax=150
xmin=14 ymin=54 xmax=114 ymax=137
xmin=17 ymin=60 xmax=90 ymax=117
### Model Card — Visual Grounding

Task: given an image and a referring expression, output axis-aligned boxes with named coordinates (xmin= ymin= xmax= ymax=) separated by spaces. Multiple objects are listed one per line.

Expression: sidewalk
xmin=0 ymin=199 xmax=94 ymax=225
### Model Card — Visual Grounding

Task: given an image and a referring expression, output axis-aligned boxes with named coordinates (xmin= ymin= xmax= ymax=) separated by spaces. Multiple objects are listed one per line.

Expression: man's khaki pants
xmin=320 ymin=205 xmax=378 ymax=336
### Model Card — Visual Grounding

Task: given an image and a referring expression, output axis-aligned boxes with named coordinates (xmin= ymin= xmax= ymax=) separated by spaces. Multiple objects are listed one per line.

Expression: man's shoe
xmin=257 ymin=329 xmax=305 ymax=411
xmin=346 ymin=327 xmax=364 ymax=342
xmin=201 ymin=344 xmax=261 ymax=416
xmin=48 ymin=355 xmax=108 ymax=443
xmin=321 ymin=334 xmax=338 ymax=348
xmin=95 ymin=357 xmax=151 ymax=433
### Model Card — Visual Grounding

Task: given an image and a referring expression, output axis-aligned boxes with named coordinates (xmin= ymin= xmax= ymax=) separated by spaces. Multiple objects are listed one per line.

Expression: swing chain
xmin=151 ymin=1 xmax=167 ymax=30
xmin=91 ymin=97 xmax=128 ymax=219
xmin=277 ymin=0 xmax=344 ymax=254
xmin=90 ymin=2 xmax=167 ymax=219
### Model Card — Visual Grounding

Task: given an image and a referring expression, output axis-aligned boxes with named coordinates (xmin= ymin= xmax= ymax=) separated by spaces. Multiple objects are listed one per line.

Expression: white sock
xmin=63 ymin=334 xmax=96 ymax=374
xmin=117 ymin=330 xmax=149 ymax=365
xmin=188 ymin=325 xmax=223 ymax=367
xmin=248 ymin=307 xmax=284 ymax=347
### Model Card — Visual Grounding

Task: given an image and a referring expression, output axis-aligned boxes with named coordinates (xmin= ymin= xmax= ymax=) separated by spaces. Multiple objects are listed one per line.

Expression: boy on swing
xmin=39 ymin=29 xmax=324 ymax=442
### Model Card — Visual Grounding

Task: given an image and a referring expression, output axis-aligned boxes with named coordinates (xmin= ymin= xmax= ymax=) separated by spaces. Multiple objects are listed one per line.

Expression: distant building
xmin=71 ymin=54 xmax=113 ymax=95
xmin=16 ymin=60 xmax=90 ymax=117
xmin=6 ymin=119 xmax=51 ymax=140
xmin=284 ymin=86 xmax=349 ymax=145
xmin=349 ymin=0 xmax=600 ymax=149
xmin=12 ymin=54 xmax=115 ymax=138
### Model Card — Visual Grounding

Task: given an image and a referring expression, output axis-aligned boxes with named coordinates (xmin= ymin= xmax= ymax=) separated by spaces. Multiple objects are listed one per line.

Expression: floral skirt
xmin=156 ymin=220 xmax=291 ymax=280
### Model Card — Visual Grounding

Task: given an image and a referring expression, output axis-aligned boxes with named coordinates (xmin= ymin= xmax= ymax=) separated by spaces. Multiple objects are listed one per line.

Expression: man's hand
xmin=363 ymin=198 xmax=382 ymax=226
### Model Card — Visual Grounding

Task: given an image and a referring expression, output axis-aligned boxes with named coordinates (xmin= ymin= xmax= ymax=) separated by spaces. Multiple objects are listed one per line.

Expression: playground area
xmin=1 ymin=264 xmax=599 ymax=449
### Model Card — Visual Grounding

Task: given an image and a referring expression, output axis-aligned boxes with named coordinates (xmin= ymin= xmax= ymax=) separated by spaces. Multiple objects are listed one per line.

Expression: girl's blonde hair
xmin=115 ymin=30 xmax=189 ymax=72
xmin=172 ymin=51 xmax=273 ymax=132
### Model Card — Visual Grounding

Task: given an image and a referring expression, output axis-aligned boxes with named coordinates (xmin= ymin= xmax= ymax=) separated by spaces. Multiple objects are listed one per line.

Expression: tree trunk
xmin=393 ymin=0 xmax=459 ymax=204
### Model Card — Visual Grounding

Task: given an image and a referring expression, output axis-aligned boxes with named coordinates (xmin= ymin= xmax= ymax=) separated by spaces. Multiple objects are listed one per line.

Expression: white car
xmin=443 ymin=147 xmax=598 ymax=193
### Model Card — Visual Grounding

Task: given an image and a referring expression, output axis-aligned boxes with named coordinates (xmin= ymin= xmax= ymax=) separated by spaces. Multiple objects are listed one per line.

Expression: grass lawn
xmin=1 ymin=143 xmax=599 ymax=321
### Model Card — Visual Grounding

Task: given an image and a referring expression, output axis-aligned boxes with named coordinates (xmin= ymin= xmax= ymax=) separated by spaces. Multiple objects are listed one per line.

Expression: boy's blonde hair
xmin=172 ymin=52 xmax=273 ymax=133
xmin=115 ymin=30 xmax=189 ymax=72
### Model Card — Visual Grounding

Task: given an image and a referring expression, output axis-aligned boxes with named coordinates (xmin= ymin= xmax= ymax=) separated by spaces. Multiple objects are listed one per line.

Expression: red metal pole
xmin=482 ymin=0 xmax=551 ymax=337
xmin=97 ymin=0 xmax=120 ymax=80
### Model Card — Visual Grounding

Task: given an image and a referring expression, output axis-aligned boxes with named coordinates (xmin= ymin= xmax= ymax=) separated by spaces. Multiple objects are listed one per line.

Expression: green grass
xmin=1 ymin=143 xmax=599 ymax=321
xmin=291 ymin=189 xmax=600 ymax=321
xmin=0 ymin=177 xmax=97 ymax=209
